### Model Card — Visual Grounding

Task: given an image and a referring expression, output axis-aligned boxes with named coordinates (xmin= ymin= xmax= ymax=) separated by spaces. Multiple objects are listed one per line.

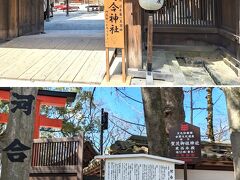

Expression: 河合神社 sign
xmin=169 ymin=122 xmax=201 ymax=164
xmin=95 ymin=154 xmax=184 ymax=180
xmin=104 ymin=0 xmax=125 ymax=48
xmin=104 ymin=0 xmax=126 ymax=82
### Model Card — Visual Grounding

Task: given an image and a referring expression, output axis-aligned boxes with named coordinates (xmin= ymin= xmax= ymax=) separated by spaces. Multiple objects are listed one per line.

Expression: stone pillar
xmin=1 ymin=88 xmax=38 ymax=180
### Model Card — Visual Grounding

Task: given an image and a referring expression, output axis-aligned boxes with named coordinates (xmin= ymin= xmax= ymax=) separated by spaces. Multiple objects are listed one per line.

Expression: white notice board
xmin=96 ymin=154 xmax=184 ymax=180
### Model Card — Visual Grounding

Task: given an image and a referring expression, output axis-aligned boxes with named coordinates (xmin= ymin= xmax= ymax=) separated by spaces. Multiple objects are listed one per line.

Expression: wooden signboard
xmin=105 ymin=0 xmax=125 ymax=48
xmin=96 ymin=154 xmax=184 ymax=180
xmin=104 ymin=0 xmax=126 ymax=82
xmin=169 ymin=122 xmax=201 ymax=164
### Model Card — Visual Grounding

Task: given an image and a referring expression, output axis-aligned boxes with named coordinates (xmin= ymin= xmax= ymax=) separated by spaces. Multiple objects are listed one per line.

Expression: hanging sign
xmin=169 ymin=122 xmax=201 ymax=164
xmin=104 ymin=0 xmax=125 ymax=48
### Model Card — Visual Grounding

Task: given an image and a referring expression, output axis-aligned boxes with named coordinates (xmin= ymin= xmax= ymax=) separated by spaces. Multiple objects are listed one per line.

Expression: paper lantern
xmin=139 ymin=0 xmax=164 ymax=11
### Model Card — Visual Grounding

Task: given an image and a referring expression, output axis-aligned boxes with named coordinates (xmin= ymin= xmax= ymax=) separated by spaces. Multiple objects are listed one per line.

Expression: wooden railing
xmin=151 ymin=0 xmax=216 ymax=27
xmin=31 ymin=136 xmax=83 ymax=167
xmin=30 ymin=135 xmax=84 ymax=179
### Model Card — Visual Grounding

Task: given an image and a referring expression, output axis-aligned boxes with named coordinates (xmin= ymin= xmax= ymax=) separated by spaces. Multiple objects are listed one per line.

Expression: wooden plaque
xmin=104 ymin=0 xmax=125 ymax=48
xmin=169 ymin=122 xmax=201 ymax=164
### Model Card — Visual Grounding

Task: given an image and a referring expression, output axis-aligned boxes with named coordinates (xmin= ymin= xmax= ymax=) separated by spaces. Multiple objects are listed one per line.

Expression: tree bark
xmin=1 ymin=87 xmax=38 ymax=180
xmin=142 ymin=88 xmax=168 ymax=157
xmin=206 ymin=87 xmax=215 ymax=142
xmin=141 ymin=87 xmax=185 ymax=157
xmin=224 ymin=87 xmax=240 ymax=180
xmin=160 ymin=88 xmax=185 ymax=134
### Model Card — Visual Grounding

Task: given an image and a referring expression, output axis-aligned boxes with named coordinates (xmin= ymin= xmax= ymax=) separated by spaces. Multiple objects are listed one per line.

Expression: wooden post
xmin=0 ymin=0 xmax=9 ymax=41
xmin=76 ymin=132 xmax=84 ymax=180
xmin=39 ymin=0 xmax=45 ymax=33
xmin=8 ymin=0 xmax=19 ymax=39
xmin=1 ymin=87 xmax=38 ymax=180
xmin=236 ymin=0 xmax=240 ymax=59
xmin=46 ymin=0 xmax=50 ymax=21
xmin=147 ymin=14 xmax=153 ymax=72
xmin=184 ymin=163 xmax=188 ymax=180
xmin=122 ymin=49 xmax=126 ymax=82
xmin=106 ymin=48 xmax=110 ymax=81
xmin=124 ymin=0 xmax=142 ymax=69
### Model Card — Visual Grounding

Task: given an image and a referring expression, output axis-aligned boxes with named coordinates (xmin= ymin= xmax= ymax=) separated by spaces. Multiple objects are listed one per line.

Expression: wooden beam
xmin=152 ymin=27 xmax=218 ymax=34
xmin=0 ymin=90 xmax=10 ymax=101
xmin=37 ymin=95 xmax=67 ymax=107
xmin=0 ymin=91 xmax=67 ymax=107
xmin=39 ymin=115 xmax=62 ymax=129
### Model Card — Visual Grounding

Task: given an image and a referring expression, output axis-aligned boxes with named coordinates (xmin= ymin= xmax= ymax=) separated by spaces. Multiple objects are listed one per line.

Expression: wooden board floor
xmin=0 ymin=34 xmax=114 ymax=84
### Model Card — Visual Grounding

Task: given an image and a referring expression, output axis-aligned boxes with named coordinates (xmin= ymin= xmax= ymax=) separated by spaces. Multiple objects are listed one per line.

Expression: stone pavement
xmin=130 ymin=49 xmax=240 ymax=86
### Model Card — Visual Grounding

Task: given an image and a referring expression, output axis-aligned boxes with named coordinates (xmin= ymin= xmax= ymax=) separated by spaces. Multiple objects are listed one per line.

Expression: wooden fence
xmin=152 ymin=0 xmax=216 ymax=27
xmin=139 ymin=0 xmax=240 ymax=60
xmin=30 ymin=134 xmax=84 ymax=180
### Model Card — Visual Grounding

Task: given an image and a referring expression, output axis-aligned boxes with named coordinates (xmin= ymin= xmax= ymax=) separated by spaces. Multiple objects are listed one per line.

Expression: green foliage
xmin=0 ymin=100 xmax=8 ymax=135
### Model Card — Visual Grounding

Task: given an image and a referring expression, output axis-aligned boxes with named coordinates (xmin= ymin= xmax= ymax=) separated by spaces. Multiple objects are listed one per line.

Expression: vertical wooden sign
xmin=105 ymin=0 xmax=126 ymax=82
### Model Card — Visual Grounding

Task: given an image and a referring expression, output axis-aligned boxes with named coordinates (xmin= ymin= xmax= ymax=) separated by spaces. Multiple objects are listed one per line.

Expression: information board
xmin=169 ymin=122 xmax=201 ymax=164
xmin=104 ymin=0 xmax=125 ymax=48
xmin=95 ymin=154 xmax=184 ymax=180
xmin=105 ymin=159 xmax=175 ymax=180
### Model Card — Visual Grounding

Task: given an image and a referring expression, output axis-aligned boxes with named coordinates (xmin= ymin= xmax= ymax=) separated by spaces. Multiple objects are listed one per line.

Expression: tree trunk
xmin=1 ymin=87 xmax=38 ymax=180
xmin=142 ymin=88 xmax=168 ymax=157
xmin=160 ymin=88 xmax=185 ymax=134
xmin=206 ymin=87 xmax=215 ymax=142
xmin=224 ymin=87 xmax=240 ymax=180
xmin=141 ymin=87 xmax=185 ymax=157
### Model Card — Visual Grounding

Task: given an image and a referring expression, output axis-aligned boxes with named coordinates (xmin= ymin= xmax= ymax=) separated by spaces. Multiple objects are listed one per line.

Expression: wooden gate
xmin=18 ymin=0 xmax=43 ymax=36
xmin=0 ymin=0 xmax=44 ymax=41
